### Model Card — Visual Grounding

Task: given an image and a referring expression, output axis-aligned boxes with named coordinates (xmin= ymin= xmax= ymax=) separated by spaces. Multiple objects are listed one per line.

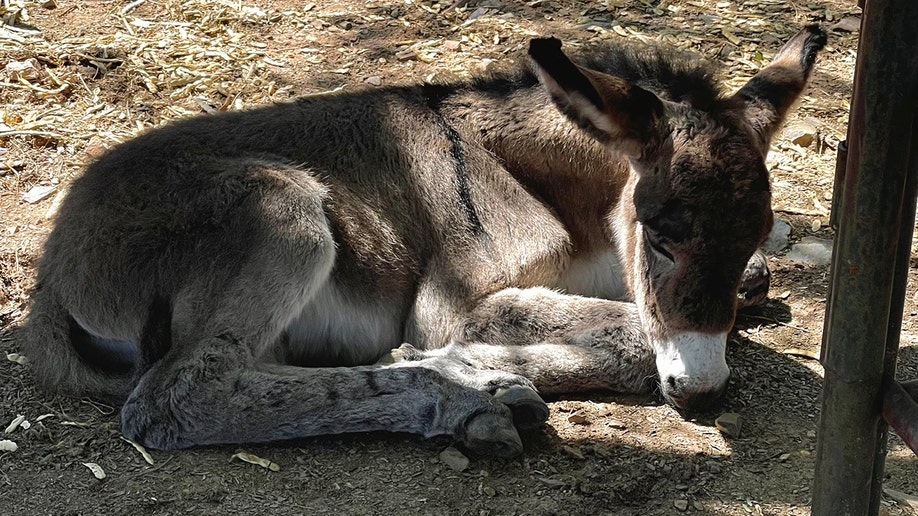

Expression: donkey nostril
xmin=666 ymin=376 xmax=678 ymax=390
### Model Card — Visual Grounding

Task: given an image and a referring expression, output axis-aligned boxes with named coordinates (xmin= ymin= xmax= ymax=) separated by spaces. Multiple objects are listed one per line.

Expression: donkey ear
xmin=732 ymin=25 xmax=827 ymax=152
xmin=528 ymin=37 xmax=665 ymax=158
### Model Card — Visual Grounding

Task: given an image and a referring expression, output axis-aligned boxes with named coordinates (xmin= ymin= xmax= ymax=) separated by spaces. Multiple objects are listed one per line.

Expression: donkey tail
xmin=21 ymin=287 xmax=136 ymax=405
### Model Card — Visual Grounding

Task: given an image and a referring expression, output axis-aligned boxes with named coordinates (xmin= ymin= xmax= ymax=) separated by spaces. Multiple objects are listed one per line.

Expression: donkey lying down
xmin=23 ymin=26 xmax=825 ymax=456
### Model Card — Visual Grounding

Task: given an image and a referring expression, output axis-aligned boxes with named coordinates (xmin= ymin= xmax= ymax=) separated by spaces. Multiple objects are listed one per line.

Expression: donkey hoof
xmin=376 ymin=342 xmax=425 ymax=364
xmin=738 ymin=249 xmax=770 ymax=309
xmin=462 ymin=411 xmax=523 ymax=457
xmin=494 ymin=385 xmax=550 ymax=431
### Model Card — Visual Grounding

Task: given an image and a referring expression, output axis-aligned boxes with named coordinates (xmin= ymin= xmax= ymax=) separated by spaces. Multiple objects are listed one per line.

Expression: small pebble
xmin=783 ymin=120 xmax=818 ymax=147
xmin=439 ymin=446 xmax=469 ymax=472
xmin=560 ymin=444 xmax=584 ymax=460
xmin=567 ymin=414 xmax=589 ymax=425
xmin=715 ymin=412 xmax=743 ymax=437
xmin=22 ymin=185 xmax=56 ymax=204
xmin=673 ymin=499 xmax=689 ymax=511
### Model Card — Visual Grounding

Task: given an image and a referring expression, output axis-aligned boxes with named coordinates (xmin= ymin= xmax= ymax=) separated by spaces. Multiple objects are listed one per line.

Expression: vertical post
xmin=812 ymin=0 xmax=918 ymax=514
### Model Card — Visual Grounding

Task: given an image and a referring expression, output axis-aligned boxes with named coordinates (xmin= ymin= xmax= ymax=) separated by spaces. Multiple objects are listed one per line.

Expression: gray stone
xmin=439 ymin=446 xmax=469 ymax=472
xmin=763 ymin=218 xmax=791 ymax=253
xmin=786 ymin=236 xmax=834 ymax=265
xmin=22 ymin=185 xmax=56 ymax=204
xmin=831 ymin=16 xmax=860 ymax=33
xmin=715 ymin=412 xmax=743 ymax=438
xmin=783 ymin=120 xmax=818 ymax=147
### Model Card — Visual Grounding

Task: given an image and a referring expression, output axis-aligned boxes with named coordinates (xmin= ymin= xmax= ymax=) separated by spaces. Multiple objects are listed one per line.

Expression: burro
xmin=22 ymin=26 xmax=826 ymax=456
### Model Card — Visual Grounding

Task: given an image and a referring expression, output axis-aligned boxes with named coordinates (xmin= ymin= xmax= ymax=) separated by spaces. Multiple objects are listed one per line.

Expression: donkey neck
xmin=440 ymin=84 xmax=631 ymax=252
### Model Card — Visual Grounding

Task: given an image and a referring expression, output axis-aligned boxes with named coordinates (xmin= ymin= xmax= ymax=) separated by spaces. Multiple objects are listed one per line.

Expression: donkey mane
xmin=467 ymin=39 xmax=725 ymax=112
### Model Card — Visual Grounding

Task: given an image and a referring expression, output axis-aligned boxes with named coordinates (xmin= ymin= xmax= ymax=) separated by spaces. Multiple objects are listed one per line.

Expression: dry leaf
xmin=82 ymin=462 xmax=107 ymax=480
xmin=121 ymin=437 xmax=155 ymax=465
xmin=5 ymin=415 xmax=26 ymax=433
xmin=6 ymin=353 xmax=27 ymax=365
xmin=783 ymin=348 xmax=820 ymax=360
xmin=721 ymin=28 xmax=740 ymax=45
xmin=231 ymin=451 xmax=280 ymax=471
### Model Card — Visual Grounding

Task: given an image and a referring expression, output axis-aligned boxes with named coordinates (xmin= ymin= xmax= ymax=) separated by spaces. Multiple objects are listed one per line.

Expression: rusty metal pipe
xmin=900 ymin=379 xmax=918 ymax=401
xmin=882 ymin=377 xmax=918 ymax=456
xmin=812 ymin=0 xmax=918 ymax=513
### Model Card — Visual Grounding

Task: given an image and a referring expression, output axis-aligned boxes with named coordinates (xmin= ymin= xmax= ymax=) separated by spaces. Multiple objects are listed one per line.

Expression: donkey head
xmin=529 ymin=26 xmax=826 ymax=411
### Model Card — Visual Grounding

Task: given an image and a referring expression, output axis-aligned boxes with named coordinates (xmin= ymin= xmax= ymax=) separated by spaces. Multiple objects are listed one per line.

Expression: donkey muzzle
xmin=655 ymin=331 xmax=730 ymax=411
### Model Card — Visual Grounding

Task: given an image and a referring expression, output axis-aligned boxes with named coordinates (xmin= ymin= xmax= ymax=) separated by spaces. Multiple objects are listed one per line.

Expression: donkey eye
xmin=643 ymin=227 xmax=675 ymax=263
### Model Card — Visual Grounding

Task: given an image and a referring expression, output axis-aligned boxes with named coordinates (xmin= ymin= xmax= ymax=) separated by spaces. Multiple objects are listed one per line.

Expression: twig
xmin=120 ymin=0 xmax=147 ymax=15
xmin=773 ymin=205 xmax=829 ymax=217
xmin=80 ymin=398 xmax=116 ymax=415
xmin=125 ymin=454 xmax=176 ymax=480
xmin=0 ymin=130 xmax=63 ymax=138
xmin=739 ymin=314 xmax=811 ymax=333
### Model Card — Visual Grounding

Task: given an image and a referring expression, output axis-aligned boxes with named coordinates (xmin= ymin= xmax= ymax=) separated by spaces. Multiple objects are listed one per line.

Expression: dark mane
xmin=573 ymin=41 xmax=724 ymax=111
xmin=468 ymin=39 xmax=725 ymax=112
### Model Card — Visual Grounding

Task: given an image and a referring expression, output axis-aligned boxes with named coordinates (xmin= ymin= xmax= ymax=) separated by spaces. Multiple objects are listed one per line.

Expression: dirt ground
xmin=1 ymin=0 xmax=916 ymax=514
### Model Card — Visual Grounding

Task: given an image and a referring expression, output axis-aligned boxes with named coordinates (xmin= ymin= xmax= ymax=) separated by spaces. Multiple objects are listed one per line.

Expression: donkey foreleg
xmin=738 ymin=249 xmax=770 ymax=309
xmin=391 ymin=287 xmax=657 ymax=399
xmin=454 ymin=287 xmax=657 ymax=394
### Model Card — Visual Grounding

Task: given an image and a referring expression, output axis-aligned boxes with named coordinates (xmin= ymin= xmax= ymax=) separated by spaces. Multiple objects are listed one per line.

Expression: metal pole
xmin=812 ymin=0 xmax=918 ymax=513
xmin=867 ymin=110 xmax=918 ymax=513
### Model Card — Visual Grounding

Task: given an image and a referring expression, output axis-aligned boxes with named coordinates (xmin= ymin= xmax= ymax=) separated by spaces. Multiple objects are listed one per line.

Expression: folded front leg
xmin=456 ymin=287 xmax=657 ymax=395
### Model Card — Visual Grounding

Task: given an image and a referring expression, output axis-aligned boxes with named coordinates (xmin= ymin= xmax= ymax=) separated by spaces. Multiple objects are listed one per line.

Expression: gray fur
xmin=22 ymin=27 xmax=824 ymax=454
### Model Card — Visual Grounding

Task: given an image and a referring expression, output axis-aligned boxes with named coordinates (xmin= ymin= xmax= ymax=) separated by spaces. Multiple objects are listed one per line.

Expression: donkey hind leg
xmin=120 ymin=171 xmax=523 ymax=456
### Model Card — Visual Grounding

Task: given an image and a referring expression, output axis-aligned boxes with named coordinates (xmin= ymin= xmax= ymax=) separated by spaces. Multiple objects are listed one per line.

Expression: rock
xmin=763 ymin=218 xmax=791 ymax=253
xmin=783 ymin=120 xmax=818 ymax=147
xmin=83 ymin=137 xmax=108 ymax=159
xmin=439 ymin=446 xmax=469 ymax=472
xmin=786 ymin=236 xmax=833 ymax=266
xmin=673 ymin=499 xmax=689 ymax=511
xmin=5 ymin=58 xmax=42 ymax=82
xmin=365 ymin=76 xmax=382 ymax=86
xmin=831 ymin=16 xmax=860 ymax=33
xmin=41 ymin=0 xmax=57 ymax=8
xmin=475 ymin=59 xmax=494 ymax=74
xmin=715 ymin=412 xmax=743 ymax=437
xmin=560 ymin=445 xmax=584 ymax=460
xmin=567 ymin=414 xmax=589 ymax=425
xmin=466 ymin=7 xmax=489 ymax=22
xmin=395 ymin=49 xmax=417 ymax=61
xmin=442 ymin=40 xmax=461 ymax=51
xmin=22 ymin=185 xmax=56 ymax=204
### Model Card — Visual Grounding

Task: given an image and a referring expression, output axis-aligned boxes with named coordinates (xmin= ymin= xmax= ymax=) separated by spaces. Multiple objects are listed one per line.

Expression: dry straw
xmin=0 ymin=0 xmax=316 ymax=174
